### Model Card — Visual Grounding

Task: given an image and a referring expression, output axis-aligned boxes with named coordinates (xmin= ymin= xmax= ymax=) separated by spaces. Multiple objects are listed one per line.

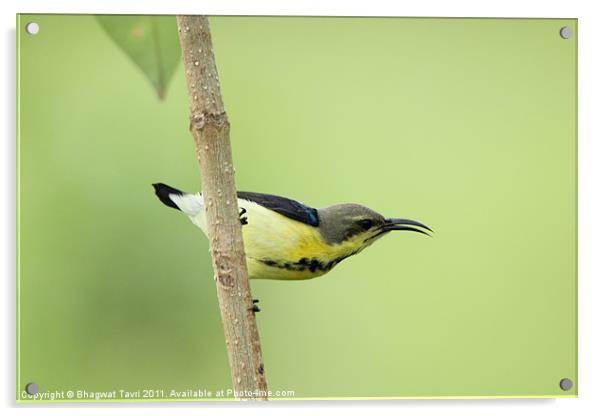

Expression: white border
xmin=2 ymin=1 xmax=601 ymax=416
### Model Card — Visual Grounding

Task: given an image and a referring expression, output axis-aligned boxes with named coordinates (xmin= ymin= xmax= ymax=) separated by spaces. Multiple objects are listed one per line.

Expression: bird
xmin=152 ymin=183 xmax=431 ymax=284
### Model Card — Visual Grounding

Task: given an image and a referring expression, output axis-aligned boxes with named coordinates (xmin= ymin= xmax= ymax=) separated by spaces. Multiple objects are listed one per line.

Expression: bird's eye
xmin=359 ymin=219 xmax=373 ymax=230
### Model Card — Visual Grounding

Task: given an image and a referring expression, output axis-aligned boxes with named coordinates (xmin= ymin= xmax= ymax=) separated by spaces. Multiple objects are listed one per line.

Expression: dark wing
xmin=237 ymin=191 xmax=320 ymax=227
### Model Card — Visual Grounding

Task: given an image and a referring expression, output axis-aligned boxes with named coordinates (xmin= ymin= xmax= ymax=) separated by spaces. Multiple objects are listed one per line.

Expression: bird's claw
xmin=239 ymin=208 xmax=248 ymax=225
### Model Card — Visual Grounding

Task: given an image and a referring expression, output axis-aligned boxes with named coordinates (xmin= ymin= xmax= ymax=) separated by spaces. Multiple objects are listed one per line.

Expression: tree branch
xmin=176 ymin=15 xmax=268 ymax=400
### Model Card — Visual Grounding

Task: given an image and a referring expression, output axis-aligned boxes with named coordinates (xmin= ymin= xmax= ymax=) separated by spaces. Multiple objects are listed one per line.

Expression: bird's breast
xmin=191 ymin=198 xmax=361 ymax=280
xmin=239 ymin=200 xmax=360 ymax=280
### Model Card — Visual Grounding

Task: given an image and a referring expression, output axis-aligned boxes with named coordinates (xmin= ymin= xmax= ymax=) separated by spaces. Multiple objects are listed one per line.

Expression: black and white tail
xmin=152 ymin=183 xmax=204 ymax=217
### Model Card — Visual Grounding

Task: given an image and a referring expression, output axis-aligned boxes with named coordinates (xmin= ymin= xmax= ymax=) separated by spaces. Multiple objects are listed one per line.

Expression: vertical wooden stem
xmin=176 ymin=15 xmax=268 ymax=400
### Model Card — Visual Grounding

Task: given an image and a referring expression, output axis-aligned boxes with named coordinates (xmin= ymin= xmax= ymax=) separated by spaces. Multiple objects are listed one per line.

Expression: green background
xmin=17 ymin=15 xmax=577 ymax=400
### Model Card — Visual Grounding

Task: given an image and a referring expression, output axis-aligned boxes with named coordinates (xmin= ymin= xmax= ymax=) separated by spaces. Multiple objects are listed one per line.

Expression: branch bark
xmin=176 ymin=15 xmax=268 ymax=400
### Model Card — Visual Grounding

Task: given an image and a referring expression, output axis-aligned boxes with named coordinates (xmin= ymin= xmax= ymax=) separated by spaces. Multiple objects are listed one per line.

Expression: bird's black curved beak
xmin=383 ymin=218 xmax=433 ymax=236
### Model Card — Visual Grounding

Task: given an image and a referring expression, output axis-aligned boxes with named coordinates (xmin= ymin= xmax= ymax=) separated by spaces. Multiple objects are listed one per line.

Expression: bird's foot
xmin=252 ymin=298 xmax=261 ymax=314
xmin=239 ymin=208 xmax=248 ymax=226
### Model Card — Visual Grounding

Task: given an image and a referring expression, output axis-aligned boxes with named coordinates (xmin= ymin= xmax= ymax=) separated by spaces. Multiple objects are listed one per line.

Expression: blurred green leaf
xmin=96 ymin=15 xmax=180 ymax=99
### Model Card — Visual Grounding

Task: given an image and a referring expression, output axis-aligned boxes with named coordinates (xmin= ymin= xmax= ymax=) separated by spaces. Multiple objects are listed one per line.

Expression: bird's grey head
xmin=317 ymin=203 xmax=432 ymax=247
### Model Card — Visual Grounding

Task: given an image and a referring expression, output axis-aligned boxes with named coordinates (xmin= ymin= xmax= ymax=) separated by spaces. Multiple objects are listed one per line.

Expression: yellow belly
xmin=192 ymin=198 xmax=364 ymax=280
xmin=246 ymin=257 xmax=328 ymax=280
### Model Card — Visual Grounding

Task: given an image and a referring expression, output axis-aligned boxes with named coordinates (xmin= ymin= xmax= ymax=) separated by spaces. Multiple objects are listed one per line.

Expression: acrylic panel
xmin=17 ymin=15 xmax=577 ymax=401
